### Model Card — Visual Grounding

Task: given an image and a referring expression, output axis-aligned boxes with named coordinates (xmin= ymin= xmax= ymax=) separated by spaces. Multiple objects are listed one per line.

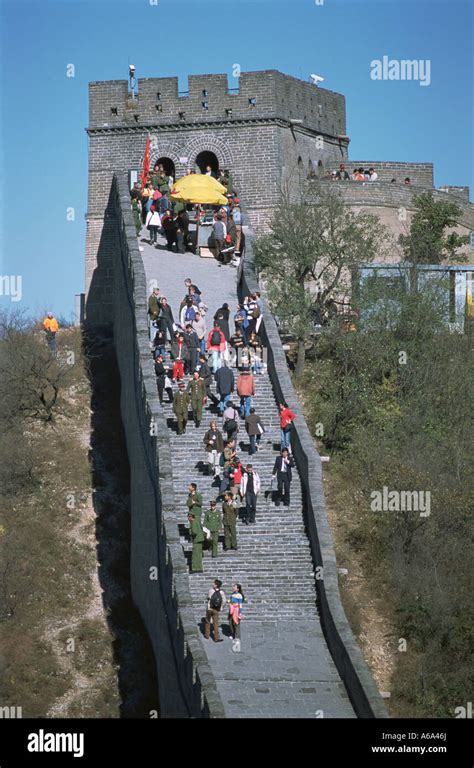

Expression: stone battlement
xmin=88 ymin=70 xmax=347 ymax=139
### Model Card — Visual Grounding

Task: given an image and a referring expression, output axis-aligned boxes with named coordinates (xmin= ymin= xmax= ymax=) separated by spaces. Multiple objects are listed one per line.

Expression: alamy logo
xmin=370 ymin=486 xmax=431 ymax=517
xmin=0 ymin=705 xmax=22 ymax=718
xmin=27 ymin=729 xmax=84 ymax=758
xmin=0 ymin=275 xmax=22 ymax=302
xmin=370 ymin=56 xmax=431 ymax=87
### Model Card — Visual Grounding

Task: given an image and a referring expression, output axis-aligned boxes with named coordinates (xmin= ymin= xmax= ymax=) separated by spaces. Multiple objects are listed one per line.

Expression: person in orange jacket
xmin=236 ymin=367 xmax=255 ymax=417
xmin=43 ymin=313 xmax=59 ymax=351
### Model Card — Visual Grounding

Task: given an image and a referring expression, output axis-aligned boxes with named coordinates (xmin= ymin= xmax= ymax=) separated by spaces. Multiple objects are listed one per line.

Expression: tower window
xmin=202 ymin=101 xmax=209 ymax=110
xmin=111 ymin=107 xmax=118 ymax=115
xmin=248 ymin=97 xmax=257 ymax=107
xmin=156 ymin=92 xmax=161 ymax=100
xmin=202 ymin=89 xmax=208 ymax=97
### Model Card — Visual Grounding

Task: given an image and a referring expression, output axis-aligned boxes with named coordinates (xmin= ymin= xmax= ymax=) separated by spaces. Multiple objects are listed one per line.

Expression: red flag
xmin=141 ymin=134 xmax=151 ymax=190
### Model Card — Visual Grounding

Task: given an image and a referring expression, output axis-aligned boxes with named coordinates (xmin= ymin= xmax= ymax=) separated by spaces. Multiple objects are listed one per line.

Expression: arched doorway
xmin=195 ymin=151 xmax=219 ymax=176
xmin=153 ymin=156 xmax=176 ymax=180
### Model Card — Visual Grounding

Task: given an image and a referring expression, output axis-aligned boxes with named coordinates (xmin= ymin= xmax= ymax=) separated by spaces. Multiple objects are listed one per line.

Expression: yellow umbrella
xmin=170 ymin=174 xmax=229 ymax=205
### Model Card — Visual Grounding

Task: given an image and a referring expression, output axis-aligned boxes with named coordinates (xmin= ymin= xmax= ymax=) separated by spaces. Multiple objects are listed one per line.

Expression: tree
xmin=0 ymin=311 xmax=81 ymax=424
xmin=254 ymin=181 xmax=388 ymax=376
xmin=399 ymin=191 xmax=469 ymax=265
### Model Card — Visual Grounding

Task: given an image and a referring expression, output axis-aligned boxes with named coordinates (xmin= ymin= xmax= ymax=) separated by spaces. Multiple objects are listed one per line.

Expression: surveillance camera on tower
xmin=309 ymin=74 xmax=325 ymax=85
xmin=129 ymin=64 xmax=136 ymax=77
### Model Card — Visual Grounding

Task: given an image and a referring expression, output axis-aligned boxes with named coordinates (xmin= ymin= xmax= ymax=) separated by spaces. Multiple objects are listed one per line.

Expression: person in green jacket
xmin=131 ymin=197 xmax=141 ymax=236
xmin=173 ymin=382 xmax=190 ymax=434
xmin=186 ymin=371 xmax=207 ymax=427
xmin=203 ymin=500 xmax=221 ymax=558
xmin=188 ymin=512 xmax=204 ymax=573
xmin=222 ymin=491 xmax=238 ymax=551
xmin=186 ymin=483 xmax=203 ymax=520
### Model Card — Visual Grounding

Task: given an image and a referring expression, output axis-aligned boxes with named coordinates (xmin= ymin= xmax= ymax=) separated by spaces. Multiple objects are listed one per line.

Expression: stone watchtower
xmin=85 ymin=69 xmax=349 ymax=325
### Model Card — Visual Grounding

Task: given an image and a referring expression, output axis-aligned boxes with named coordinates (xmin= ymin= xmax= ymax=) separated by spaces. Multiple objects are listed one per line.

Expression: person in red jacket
xmin=207 ymin=325 xmax=226 ymax=373
xmin=279 ymin=403 xmax=296 ymax=452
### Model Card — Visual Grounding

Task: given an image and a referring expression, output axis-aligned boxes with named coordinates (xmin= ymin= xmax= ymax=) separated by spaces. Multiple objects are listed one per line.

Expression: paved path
xmin=140 ymin=229 xmax=355 ymax=718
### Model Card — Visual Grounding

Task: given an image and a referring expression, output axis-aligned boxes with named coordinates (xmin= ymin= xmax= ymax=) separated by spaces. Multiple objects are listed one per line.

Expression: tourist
xmin=272 ymin=448 xmax=295 ymax=507
xmin=213 ymin=303 xmax=231 ymax=343
xmin=404 ymin=177 xmax=411 ymax=186
xmin=156 ymin=297 xmax=174 ymax=342
xmin=228 ymin=458 xmax=244 ymax=499
xmin=236 ymin=367 xmax=255 ymax=418
xmin=43 ymin=312 xmax=59 ymax=352
xmin=229 ymin=328 xmax=245 ymax=367
xmin=176 ymin=209 xmax=189 ymax=254
xmin=183 ymin=323 xmax=200 ymax=373
xmin=368 ymin=167 xmax=378 ymax=181
xmin=228 ymin=584 xmax=244 ymax=640
xmin=335 ymin=163 xmax=350 ymax=181
xmin=279 ymin=402 xmax=296 ymax=451
xmin=196 ymin=353 xmax=216 ymax=404
xmin=240 ymin=464 xmax=261 ymax=525
xmin=204 ymin=580 xmax=226 ymax=642
xmin=152 ymin=326 xmax=167 ymax=359
xmin=223 ymin=400 xmax=240 ymax=441
xmin=154 ymin=354 xmax=167 ymax=405
xmin=170 ymin=331 xmax=188 ymax=380
xmin=245 ymin=407 xmax=265 ymax=455
xmin=231 ymin=203 xmax=242 ymax=256
xmin=215 ymin=359 xmax=234 ymax=413
xmin=247 ymin=330 xmax=264 ymax=374
xmin=213 ymin=213 xmax=227 ymax=261
xmin=205 ymin=164 xmax=218 ymax=179
xmin=192 ymin=311 xmax=207 ymax=355
xmin=207 ymin=323 xmax=226 ymax=372
xmin=203 ymin=420 xmax=225 ymax=478
xmin=147 ymin=287 xmax=161 ymax=343
xmin=145 ymin=205 xmax=161 ymax=245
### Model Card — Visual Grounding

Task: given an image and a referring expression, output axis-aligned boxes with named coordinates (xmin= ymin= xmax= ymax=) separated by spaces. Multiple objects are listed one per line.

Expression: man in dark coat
xmin=157 ymin=297 xmax=174 ymax=342
xmin=183 ymin=324 xmax=200 ymax=373
xmin=245 ymin=407 xmax=264 ymax=455
xmin=196 ymin=353 xmax=217 ymax=404
xmin=215 ymin=361 xmax=234 ymax=414
xmin=154 ymin=354 xmax=167 ymax=405
xmin=272 ymin=448 xmax=295 ymax=507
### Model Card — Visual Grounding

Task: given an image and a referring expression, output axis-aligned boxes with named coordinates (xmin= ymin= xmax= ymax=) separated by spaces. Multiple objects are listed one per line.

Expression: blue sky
xmin=0 ymin=0 xmax=472 ymax=319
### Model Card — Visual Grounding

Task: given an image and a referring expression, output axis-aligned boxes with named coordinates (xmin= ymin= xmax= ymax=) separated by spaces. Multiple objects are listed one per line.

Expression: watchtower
xmin=85 ymin=69 xmax=348 ymax=325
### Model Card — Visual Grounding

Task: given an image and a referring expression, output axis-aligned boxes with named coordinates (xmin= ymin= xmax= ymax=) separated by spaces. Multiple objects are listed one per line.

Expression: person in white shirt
xmin=368 ymin=167 xmax=378 ymax=181
xmin=240 ymin=464 xmax=261 ymax=524
xmin=145 ymin=205 xmax=161 ymax=245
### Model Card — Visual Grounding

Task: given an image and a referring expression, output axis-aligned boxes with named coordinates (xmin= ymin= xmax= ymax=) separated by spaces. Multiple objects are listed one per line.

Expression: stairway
xmin=162 ymin=372 xmax=319 ymax=623
xmin=140 ymin=231 xmax=355 ymax=717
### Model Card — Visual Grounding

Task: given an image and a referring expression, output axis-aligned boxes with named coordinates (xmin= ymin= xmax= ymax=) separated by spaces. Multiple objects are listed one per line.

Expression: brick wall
xmin=88 ymin=70 xmax=346 ymax=138
xmin=347 ymin=161 xmax=433 ymax=187
xmin=108 ymin=172 xmax=225 ymax=717
xmin=239 ymin=227 xmax=388 ymax=719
